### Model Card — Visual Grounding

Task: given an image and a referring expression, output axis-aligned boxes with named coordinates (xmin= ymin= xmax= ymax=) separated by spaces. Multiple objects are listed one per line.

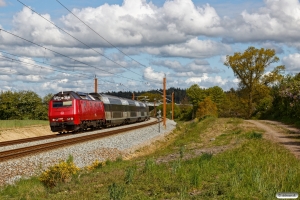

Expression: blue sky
xmin=0 ymin=0 xmax=300 ymax=97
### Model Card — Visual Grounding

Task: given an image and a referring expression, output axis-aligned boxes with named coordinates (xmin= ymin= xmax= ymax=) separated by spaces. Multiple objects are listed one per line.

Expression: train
xmin=48 ymin=91 xmax=150 ymax=133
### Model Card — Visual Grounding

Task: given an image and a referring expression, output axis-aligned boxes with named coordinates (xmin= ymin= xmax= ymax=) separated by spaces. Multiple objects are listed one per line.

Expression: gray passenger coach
xmin=89 ymin=93 xmax=150 ymax=126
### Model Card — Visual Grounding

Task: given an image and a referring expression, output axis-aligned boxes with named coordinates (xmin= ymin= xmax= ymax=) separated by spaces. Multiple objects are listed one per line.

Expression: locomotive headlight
xmin=67 ymin=117 xmax=73 ymax=121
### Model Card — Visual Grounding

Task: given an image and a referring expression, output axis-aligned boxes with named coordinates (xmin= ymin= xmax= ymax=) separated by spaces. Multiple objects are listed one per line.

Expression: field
xmin=0 ymin=120 xmax=49 ymax=129
xmin=0 ymin=117 xmax=300 ymax=199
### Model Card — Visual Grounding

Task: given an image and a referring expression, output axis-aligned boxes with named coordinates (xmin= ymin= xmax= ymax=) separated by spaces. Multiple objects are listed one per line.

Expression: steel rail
xmin=0 ymin=121 xmax=157 ymax=162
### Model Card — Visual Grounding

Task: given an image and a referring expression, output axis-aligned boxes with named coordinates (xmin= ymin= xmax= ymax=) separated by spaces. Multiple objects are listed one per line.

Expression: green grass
xmin=1 ymin=117 xmax=300 ymax=199
xmin=0 ymin=120 xmax=48 ymax=129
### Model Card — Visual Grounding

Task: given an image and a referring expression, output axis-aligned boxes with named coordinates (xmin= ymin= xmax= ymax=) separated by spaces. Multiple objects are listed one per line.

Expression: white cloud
xmin=145 ymin=38 xmax=231 ymax=58
xmin=152 ymin=59 xmax=220 ymax=74
xmin=143 ymin=67 xmax=165 ymax=82
xmin=185 ymin=73 xmax=227 ymax=86
xmin=221 ymin=0 xmax=300 ymax=44
xmin=282 ymin=53 xmax=300 ymax=72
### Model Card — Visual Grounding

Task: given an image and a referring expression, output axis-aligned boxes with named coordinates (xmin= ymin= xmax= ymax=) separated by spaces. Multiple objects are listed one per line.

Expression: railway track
xmin=0 ymin=134 xmax=63 ymax=147
xmin=0 ymin=120 xmax=157 ymax=162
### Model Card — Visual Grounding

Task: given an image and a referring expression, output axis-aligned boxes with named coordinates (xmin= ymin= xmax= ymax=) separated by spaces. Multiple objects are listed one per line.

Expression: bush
xmin=39 ymin=156 xmax=79 ymax=187
xmin=85 ymin=160 xmax=105 ymax=171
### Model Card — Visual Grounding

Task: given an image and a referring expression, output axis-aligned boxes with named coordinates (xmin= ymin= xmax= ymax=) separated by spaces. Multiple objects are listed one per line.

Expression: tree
xmin=196 ymin=96 xmax=218 ymax=119
xmin=186 ymin=84 xmax=206 ymax=118
xmin=0 ymin=91 xmax=19 ymax=119
xmin=224 ymin=46 xmax=285 ymax=118
xmin=138 ymin=92 xmax=161 ymax=102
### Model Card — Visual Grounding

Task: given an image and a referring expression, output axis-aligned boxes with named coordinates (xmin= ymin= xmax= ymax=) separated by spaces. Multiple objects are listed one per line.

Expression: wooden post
xmin=154 ymin=98 xmax=156 ymax=117
xmin=94 ymin=75 xmax=98 ymax=93
xmin=172 ymin=92 xmax=174 ymax=120
xmin=132 ymin=92 xmax=134 ymax=100
xmin=163 ymin=75 xmax=166 ymax=128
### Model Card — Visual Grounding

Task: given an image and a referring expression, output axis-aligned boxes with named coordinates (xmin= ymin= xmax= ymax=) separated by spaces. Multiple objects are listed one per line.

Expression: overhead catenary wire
xmin=16 ymin=0 xmax=146 ymax=80
xmin=56 ymin=0 xmax=164 ymax=85
xmin=56 ymin=0 xmax=149 ymax=70
xmin=0 ymin=28 xmax=145 ymax=83
xmin=0 ymin=54 xmax=121 ymax=87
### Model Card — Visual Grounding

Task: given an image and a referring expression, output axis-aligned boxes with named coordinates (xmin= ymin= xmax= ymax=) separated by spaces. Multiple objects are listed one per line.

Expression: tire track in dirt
xmin=247 ymin=120 xmax=300 ymax=159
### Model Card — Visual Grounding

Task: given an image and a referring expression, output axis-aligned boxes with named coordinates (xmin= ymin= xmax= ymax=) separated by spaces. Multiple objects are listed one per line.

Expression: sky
xmin=0 ymin=0 xmax=300 ymax=98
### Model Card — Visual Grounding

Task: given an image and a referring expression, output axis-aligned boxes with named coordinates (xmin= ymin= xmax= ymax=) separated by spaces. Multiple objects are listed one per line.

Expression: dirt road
xmin=247 ymin=120 xmax=300 ymax=159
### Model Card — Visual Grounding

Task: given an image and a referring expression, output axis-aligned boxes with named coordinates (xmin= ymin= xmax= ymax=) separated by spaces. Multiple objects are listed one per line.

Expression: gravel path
xmin=0 ymin=118 xmax=176 ymax=186
xmin=247 ymin=120 xmax=300 ymax=159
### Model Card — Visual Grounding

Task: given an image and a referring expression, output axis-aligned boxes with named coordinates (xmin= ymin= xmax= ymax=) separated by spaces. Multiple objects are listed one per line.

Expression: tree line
xmin=1 ymin=47 xmax=298 ymax=124
xmin=179 ymin=46 xmax=300 ymax=125
xmin=0 ymin=91 xmax=52 ymax=120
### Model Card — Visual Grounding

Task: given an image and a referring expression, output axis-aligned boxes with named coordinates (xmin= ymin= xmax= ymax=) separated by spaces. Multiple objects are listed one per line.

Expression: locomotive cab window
xmin=53 ymin=101 xmax=72 ymax=107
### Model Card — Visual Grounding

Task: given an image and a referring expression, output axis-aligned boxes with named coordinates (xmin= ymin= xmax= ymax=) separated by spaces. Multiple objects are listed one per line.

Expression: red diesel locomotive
xmin=48 ymin=91 xmax=150 ymax=133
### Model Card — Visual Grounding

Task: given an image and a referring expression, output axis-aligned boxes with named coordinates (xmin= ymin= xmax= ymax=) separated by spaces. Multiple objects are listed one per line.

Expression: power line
xmin=56 ymin=0 xmax=164 ymax=85
xmin=0 ymin=53 xmax=128 ymax=94
xmin=0 ymin=28 xmax=145 ymax=83
xmin=56 ymin=0 xmax=149 ymax=69
xmin=0 ymin=54 xmax=120 ymax=86
xmin=17 ymin=0 xmax=146 ymax=80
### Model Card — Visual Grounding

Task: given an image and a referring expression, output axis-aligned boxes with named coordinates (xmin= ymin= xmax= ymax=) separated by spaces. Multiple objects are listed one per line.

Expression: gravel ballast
xmin=0 ymin=118 xmax=176 ymax=186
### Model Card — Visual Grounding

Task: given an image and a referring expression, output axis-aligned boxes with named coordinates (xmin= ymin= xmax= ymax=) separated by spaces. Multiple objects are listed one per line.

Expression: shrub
xmin=39 ymin=156 xmax=79 ymax=187
xmin=86 ymin=160 xmax=105 ymax=171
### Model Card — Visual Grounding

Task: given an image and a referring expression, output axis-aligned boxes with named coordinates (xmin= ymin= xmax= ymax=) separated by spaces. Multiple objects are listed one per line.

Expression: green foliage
xmin=108 ymin=183 xmax=126 ymax=200
xmin=219 ymin=89 xmax=247 ymax=118
xmin=245 ymin=131 xmax=263 ymax=139
xmin=2 ymin=118 xmax=300 ymax=199
xmin=186 ymin=84 xmax=206 ymax=117
xmin=0 ymin=120 xmax=48 ymax=128
xmin=0 ymin=90 xmax=51 ymax=120
xmin=143 ymin=158 xmax=156 ymax=173
xmin=124 ymin=166 xmax=136 ymax=184
xmin=179 ymin=145 xmax=185 ymax=159
xmin=85 ymin=160 xmax=105 ymax=171
xmin=224 ymin=46 xmax=285 ymax=118
xmin=156 ymin=103 xmax=182 ymax=120
xmin=196 ymin=96 xmax=218 ymax=119
xmin=39 ymin=155 xmax=79 ymax=188
xmin=206 ymin=86 xmax=226 ymax=108
xmin=260 ymin=73 xmax=300 ymax=124
xmin=138 ymin=92 xmax=161 ymax=102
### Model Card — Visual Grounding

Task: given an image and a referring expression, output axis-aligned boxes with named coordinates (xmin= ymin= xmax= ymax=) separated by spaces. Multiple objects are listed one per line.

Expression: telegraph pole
xmin=94 ymin=75 xmax=98 ymax=93
xmin=154 ymin=98 xmax=156 ymax=117
xmin=132 ymin=92 xmax=135 ymax=100
xmin=172 ymin=92 xmax=174 ymax=120
xmin=163 ymin=74 xmax=166 ymax=128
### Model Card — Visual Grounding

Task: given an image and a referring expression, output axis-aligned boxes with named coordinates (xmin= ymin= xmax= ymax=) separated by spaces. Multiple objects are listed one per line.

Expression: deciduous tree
xmin=196 ymin=96 xmax=218 ymax=119
xmin=224 ymin=46 xmax=285 ymax=118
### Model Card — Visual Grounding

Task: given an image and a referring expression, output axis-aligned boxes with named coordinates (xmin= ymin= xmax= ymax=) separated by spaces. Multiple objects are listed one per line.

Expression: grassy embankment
xmin=0 ymin=120 xmax=48 ymax=129
xmin=1 ymin=117 xmax=300 ymax=199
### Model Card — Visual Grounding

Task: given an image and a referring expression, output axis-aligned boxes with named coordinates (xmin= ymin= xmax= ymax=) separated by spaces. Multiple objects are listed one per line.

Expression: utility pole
xmin=132 ymin=92 xmax=134 ymax=100
xmin=154 ymin=98 xmax=156 ymax=117
xmin=94 ymin=75 xmax=98 ymax=93
xmin=172 ymin=92 xmax=174 ymax=120
xmin=163 ymin=74 xmax=166 ymax=128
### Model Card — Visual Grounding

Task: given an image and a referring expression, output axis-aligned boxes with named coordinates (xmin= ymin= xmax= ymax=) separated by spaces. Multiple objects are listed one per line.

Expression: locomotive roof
xmin=52 ymin=91 xmax=94 ymax=100
xmin=89 ymin=93 xmax=147 ymax=107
